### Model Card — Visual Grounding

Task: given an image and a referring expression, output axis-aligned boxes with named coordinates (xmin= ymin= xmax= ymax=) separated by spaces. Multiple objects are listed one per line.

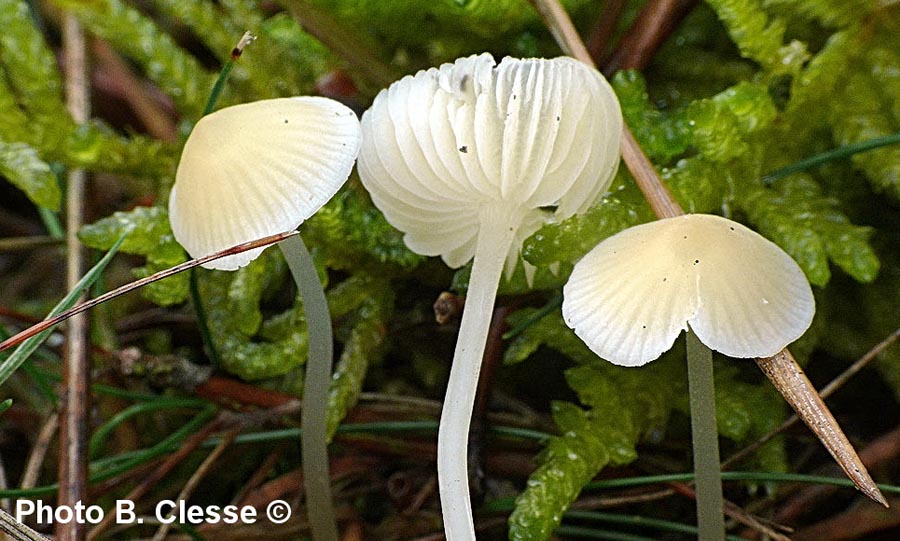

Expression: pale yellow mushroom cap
xmin=168 ymin=97 xmax=361 ymax=270
xmin=563 ymin=214 xmax=815 ymax=366
xmin=357 ymin=53 xmax=622 ymax=271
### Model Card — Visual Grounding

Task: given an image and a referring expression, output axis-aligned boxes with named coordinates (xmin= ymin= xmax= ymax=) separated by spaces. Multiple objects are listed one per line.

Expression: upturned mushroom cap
xmin=169 ymin=97 xmax=361 ymax=270
xmin=563 ymin=214 xmax=815 ymax=366
xmin=357 ymin=53 xmax=622 ymax=271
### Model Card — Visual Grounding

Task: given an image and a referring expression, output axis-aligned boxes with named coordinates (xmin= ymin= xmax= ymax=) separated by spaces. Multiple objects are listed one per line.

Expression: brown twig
xmin=601 ymin=0 xmax=698 ymax=76
xmin=670 ymin=482 xmax=793 ymax=541
xmin=793 ymin=496 xmax=900 ymax=541
xmin=774 ymin=423 xmax=900 ymax=524
xmin=755 ymin=351 xmax=888 ymax=507
xmin=281 ymin=0 xmax=398 ymax=88
xmin=0 ymin=231 xmax=301 ymax=353
xmin=0 ymin=509 xmax=52 ymax=541
xmin=724 ymin=327 xmax=900 ymax=469
xmin=86 ymin=416 xmax=227 ymax=540
xmin=571 ymin=487 xmax=678 ymax=509
xmin=91 ymin=39 xmax=177 ymax=142
xmin=467 ymin=305 xmax=512 ymax=504
xmin=21 ymin=413 xmax=59 ymax=490
xmin=586 ymin=0 xmax=627 ymax=62
xmin=231 ymin=446 xmax=286 ymax=506
xmin=151 ymin=427 xmax=241 ymax=541
xmin=0 ymin=237 xmax=62 ymax=253
xmin=527 ymin=0 xmax=683 ymax=219
xmin=58 ymin=13 xmax=90 ymax=541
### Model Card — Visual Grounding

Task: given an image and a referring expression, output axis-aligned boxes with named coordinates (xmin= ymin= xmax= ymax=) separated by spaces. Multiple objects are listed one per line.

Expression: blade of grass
xmin=89 ymin=397 xmax=210 ymax=458
xmin=0 ymin=232 xmax=127 ymax=386
xmin=763 ymin=131 xmax=900 ymax=185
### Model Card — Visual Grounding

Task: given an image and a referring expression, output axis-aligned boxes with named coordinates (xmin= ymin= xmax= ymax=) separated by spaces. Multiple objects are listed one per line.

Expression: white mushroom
xmin=169 ymin=97 xmax=360 ymax=270
xmin=563 ymin=213 xmax=816 ymax=540
xmin=563 ymin=213 xmax=815 ymax=365
xmin=168 ymin=96 xmax=361 ymax=541
xmin=357 ymin=53 xmax=622 ymax=539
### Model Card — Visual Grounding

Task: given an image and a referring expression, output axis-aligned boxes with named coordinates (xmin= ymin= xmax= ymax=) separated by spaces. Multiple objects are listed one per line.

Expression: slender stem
xmin=279 ymin=235 xmax=338 ymax=541
xmin=686 ymin=327 xmax=725 ymax=541
xmin=438 ymin=208 xmax=521 ymax=540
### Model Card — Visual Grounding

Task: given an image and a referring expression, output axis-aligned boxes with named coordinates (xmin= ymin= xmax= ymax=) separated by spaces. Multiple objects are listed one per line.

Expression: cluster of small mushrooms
xmin=168 ymin=52 xmax=885 ymax=541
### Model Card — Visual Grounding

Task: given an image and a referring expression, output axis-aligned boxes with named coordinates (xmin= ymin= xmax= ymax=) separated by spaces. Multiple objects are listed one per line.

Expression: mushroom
xmin=563 ymin=213 xmax=885 ymax=539
xmin=168 ymin=96 xmax=361 ymax=541
xmin=357 ymin=53 xmax=623 ymax=539
xmin=562 ymin=214 xmax=815 ymax=366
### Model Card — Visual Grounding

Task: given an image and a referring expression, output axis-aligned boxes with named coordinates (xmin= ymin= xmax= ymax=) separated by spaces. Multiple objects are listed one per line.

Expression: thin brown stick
xmin=571 ymin=488 xmax=677 ymax=509
xmin=468 ymin=305 xmax=512 ymax=503
xmin=724 ymin=327 xmax=900 ymax=468
xmin=601 ymin=0 xmax=697 ymax=76
xmin=0 ymin=508 xmax=51 ymax=541
xmin=58 ymin=13 xmax=90 ymax=541
xmin=793 ymin=496 xmax=900 ymax=541
xmin=86 ymin=416 xmax=227 ymax=540
xmin=0 ymin=230 xmax=300 ymax=353
xmin=20 ymin=413 xmax=59 ymax=490
xmin=775 ymin=423 xmax=900 ymax=523
xmin=530 ymin=0 xmax=887 ymax=508
xmin=0 ymin=237 xmax=62 ymax=253
xmin=670 ymin=482 xmax=793 ymax=541
xmin=281 ymin=0 xmax=398 ymax=88
xmin=586 ymin=0 xmax=627 ymax=62
xmin=755 ymin=350 xmax=887 ymax=506
xmin=91 ymin=39 xmax=177 ymax=142
xmin=231 ymin=446 xmax=285 ymax=506
xmin=151 ymin=427 xmax=240 ymax=541
xmin=621 ymin=127 xmax=684 ymax=218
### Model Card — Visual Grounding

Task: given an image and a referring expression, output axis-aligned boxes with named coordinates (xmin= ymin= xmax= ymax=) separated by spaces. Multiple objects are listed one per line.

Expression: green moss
xmin=78 ymin=206 xmax=189 ymax=305
xmin=0 ymin=141 xmax=59 ymax=211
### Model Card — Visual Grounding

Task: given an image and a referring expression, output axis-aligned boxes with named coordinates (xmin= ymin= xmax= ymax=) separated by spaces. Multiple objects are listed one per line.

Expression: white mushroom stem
xmin=438 ymin=206 xmax=523 ymax=540
xmin=279 ymin=234 xmax=339 ymax=541
xmin=755 ymin=350 xmax=888 ymax=507
xmin=685 ymin=327 xmax=725 ymax=541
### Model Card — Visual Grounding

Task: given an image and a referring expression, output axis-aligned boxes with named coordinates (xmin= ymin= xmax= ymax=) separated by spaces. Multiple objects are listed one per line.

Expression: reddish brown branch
xmin=601 ymin=0 xmax=698 ymax=76
xmin=467 ymin=305 xmax=512 ymax=503
xmin=586 ymin=0 xmax=627 ymax=62
xmin=793 ymin=496 xmax=900 ymax=541
xmin=775 ymin=423 xmax=900 ymax=524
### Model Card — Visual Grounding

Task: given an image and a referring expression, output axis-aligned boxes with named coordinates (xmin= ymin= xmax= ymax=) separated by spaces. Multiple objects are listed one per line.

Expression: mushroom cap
xmin=357 ymin=53 xmax=622 ymax=269
xmin=169 ymin=97 xmax=361 ymax=270
xmin=562 ymin=214 xmax=815 ymax=366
